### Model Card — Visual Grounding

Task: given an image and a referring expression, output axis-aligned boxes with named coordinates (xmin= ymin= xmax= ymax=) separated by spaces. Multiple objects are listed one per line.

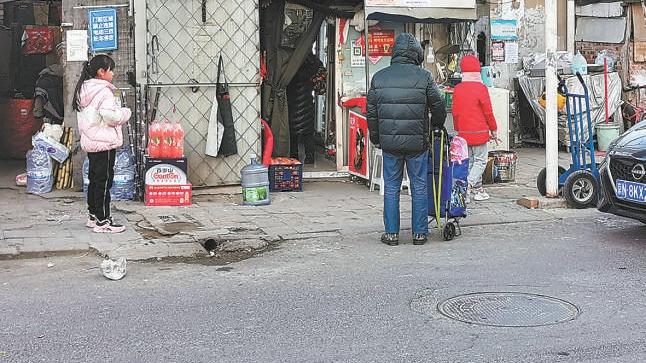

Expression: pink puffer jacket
xmin=77 ymin=79 xmax=132 ymax=153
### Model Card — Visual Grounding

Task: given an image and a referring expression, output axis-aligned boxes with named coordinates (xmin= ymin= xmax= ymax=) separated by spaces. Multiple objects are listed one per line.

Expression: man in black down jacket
xmin=367 ymin=33 xmax=446 ymax=246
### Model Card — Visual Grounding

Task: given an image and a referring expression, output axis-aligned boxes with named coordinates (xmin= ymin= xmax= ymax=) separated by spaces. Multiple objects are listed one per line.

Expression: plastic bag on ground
xmin=100 ymin=257 xmax=127 ymax=280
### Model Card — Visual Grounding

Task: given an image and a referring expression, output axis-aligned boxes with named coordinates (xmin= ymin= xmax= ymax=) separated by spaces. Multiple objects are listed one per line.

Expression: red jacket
xmin=451 ymin=82 xmax=497 ymax=146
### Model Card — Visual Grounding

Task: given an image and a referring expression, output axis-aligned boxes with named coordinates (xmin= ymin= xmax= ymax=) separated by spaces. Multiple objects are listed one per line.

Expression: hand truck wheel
xmin=443 ymin=222 xmax=456 ymax=241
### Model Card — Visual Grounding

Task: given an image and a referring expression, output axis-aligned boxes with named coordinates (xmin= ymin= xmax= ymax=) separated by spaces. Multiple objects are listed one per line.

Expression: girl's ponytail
xmin=72 ymin=55 xmax=116 ymax=111
xmin=72 ymin=61 xmax=92 ymax=111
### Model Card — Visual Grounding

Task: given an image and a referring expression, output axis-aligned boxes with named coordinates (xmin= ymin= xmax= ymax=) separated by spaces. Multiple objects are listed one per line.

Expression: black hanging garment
xmin=287 ymin=53 xmax=325 ymax=161
xmin=216 ymin=55 xmax=238 ymax=156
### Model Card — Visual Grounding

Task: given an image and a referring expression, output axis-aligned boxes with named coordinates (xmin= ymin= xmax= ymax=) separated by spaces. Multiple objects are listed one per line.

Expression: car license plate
xmin=616 ymin=179 xmax=646 ymax=204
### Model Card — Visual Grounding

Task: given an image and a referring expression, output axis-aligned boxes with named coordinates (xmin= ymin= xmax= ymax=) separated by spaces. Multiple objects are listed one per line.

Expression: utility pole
xmin=545 ymin=0 xmax=559 ymax=197
xmin=567 ymin=0 xmax=575 ymax=54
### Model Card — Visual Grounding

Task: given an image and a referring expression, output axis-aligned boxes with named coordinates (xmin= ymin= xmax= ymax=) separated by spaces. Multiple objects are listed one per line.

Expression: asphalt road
xmin=1 ymin=210 xmax=645 ymax=363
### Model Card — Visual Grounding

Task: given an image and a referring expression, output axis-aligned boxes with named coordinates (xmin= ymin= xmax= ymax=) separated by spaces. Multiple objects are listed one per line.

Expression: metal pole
xmin=567 ymin=0 xmax=575 ymax=54
xmin=363 ymin=7 xmax=370 ymax=97
xmin=545 ymin=0 xmax=559 ymax=197
xmin=364 ymin=5 xmax=372 ymax=181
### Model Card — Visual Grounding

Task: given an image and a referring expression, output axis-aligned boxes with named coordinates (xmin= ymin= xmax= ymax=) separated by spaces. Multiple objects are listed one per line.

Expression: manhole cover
xmin=437 ymin=292 xmax=579 ymax=327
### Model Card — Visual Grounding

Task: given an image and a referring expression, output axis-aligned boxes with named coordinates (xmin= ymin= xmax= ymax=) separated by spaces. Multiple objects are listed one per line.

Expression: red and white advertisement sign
xmin=348 ymin=111 xmax=369 ymax=179
xmin=145 ymin=163 xmax=187 ymax=185
xmin=368 ymin=30 xmax=395 ymax=57
xmin=145 ymin=184 xmax=192 ymax=206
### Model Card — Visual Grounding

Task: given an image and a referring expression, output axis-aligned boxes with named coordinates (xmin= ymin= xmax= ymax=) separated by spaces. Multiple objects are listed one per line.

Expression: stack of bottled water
xmin=111 ymin=148 xmax=136 ymax=200
xmin=83 ymin=148 xmax=136 ymax=201
xmin=26 ymin=148 xmax=54 ymax=194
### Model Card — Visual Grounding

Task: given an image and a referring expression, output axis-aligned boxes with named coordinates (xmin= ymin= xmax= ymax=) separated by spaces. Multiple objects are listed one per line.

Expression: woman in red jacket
xmin=452 ymin=55 xmax=498 ymax=201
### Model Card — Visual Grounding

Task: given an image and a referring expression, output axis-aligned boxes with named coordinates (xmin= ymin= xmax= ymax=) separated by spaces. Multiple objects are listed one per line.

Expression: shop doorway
xmin=304 ymin=21 xmax=340 ymax=177
xmin=260 ymin=2 xmax=346 ymax=178
xmin=0 ymin=1 xmax=64 ymax=179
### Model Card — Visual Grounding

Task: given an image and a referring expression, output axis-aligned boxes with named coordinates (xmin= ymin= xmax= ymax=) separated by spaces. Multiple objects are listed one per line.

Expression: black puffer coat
xmin=367 ymin=33 xmax=446 ymax=155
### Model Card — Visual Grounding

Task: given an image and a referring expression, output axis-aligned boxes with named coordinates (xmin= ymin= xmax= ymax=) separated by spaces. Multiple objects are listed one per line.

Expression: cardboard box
xmin=145 ymin=184 xmax=192 ymax=206
xmin=32 ymin=132 xmax=69 ymax=162
xmin=144 ymin=156 xmax=188 ymax=185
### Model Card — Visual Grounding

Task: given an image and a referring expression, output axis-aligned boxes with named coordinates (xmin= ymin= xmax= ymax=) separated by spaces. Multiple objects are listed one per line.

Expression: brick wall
xmin=576 ymin=41 xmax=624 ymax=71
xmin=577 ymin=40 xmax=646 ymax=106
xmin=628 ymin=44 xmax=646 ymax=88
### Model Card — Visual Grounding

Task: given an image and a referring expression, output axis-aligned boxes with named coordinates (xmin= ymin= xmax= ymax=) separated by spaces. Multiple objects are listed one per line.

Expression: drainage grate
xmin=436 ymin=292 xmax=579 ymax=327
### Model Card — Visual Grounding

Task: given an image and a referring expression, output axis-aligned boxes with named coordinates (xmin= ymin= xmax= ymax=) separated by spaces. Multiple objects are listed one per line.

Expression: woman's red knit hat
xmin=460 ymin=55 xmax=481 ymax=73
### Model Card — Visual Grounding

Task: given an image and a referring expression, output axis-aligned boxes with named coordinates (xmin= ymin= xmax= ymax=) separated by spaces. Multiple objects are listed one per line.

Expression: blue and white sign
xmin=491 ymin=19 xmax=518 ymax=41
xmin=88 ymin=8 xmax=118 ymax=52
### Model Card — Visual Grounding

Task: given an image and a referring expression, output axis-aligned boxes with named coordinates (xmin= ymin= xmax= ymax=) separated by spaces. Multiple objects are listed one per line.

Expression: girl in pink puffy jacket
xmin=73 ymin=55 xmax=131 ymax=233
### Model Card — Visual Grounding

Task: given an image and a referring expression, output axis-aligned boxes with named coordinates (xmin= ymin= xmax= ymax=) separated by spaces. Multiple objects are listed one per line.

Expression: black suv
xmin=598 ymin=120 xmax=646 ymax=223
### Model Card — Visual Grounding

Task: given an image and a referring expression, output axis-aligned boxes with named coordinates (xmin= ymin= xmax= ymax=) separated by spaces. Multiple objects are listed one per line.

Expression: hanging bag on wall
xmin=215 ymin=55 xmax=238 ymax=156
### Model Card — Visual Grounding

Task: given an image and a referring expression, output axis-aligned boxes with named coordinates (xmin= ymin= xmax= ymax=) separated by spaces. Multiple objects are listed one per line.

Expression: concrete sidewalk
xmin=0 ymin=148 xmax=587 ymax=261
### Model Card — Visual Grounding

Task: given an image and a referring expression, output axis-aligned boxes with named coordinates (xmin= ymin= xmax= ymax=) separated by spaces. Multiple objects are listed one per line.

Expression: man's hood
xmin=391 ymin=33 xmax=423 ymax=66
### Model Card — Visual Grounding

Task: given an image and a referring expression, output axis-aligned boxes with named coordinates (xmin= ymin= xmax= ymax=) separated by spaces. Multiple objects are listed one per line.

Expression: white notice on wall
xmin=66 ymin=30 xmax=89 ymax=62
xmin=351 ymin=43 xmax=365 ymax=68
xmin=504 ymin=42 xmax=519 ymax=64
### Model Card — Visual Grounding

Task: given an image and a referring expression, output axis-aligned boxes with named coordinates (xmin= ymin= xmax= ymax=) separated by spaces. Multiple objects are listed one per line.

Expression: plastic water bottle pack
xmin=83 ymin=148 xmax=136 ymax=201
xmin=111 ymin=148 xmax=136 ymax=200
xmin=26 ymin=148 xmax=54 ymax=194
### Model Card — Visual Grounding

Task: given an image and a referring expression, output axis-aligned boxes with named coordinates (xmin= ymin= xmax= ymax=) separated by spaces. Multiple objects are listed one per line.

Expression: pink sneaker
xmin=86 ymin=214 xmax=97 ymax=228
xmin=93 ymin=217 xmax=126 ymax=234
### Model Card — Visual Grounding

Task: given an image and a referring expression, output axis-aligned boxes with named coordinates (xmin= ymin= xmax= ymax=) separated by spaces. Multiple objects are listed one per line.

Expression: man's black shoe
xmin=381 ymin=233 xmax=399 ymax=246
xmin=412 ymin=233 xmax=428 ymax=245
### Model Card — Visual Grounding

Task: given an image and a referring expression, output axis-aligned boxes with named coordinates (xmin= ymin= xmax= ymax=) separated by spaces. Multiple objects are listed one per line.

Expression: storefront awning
xmin=365 ymin=0 xmax=477 ymax=23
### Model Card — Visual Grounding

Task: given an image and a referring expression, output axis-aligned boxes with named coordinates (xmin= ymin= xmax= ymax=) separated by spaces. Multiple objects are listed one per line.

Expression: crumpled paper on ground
xmin=100 ymin=257 xmax=127 ymax=280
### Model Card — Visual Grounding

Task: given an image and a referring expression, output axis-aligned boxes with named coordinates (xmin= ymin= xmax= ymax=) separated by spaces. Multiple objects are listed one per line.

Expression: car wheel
xmin=537 ymin=166 xmax=567 ymax=196
xmin=563 ymin=170 xmax=599 ymax=209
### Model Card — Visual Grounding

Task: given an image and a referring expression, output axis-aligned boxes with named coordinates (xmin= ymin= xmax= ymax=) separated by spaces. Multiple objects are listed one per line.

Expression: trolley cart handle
xmin=575 ymin=72 xmax=589 ymax=95
xmin=557 ymin=74 xmax=567 ymax=95
xmin=575 ymin=71 xmax=585 ymax=85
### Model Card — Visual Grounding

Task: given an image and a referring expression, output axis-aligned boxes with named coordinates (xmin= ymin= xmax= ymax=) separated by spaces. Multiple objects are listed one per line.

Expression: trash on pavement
xmin=100 ymin=257 xmax=127 ymax=280
xmin=15 ymin=173 xmax=27 ymax=186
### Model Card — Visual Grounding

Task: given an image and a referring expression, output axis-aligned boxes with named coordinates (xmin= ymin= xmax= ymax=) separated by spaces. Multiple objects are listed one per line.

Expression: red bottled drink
xmin=147 ymin=121 xmax=162 ymax=158
xmin=160 ymin=119 xmax=173 ymax=158
xmin=172 ymin=121 xmax=185 ymax=157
